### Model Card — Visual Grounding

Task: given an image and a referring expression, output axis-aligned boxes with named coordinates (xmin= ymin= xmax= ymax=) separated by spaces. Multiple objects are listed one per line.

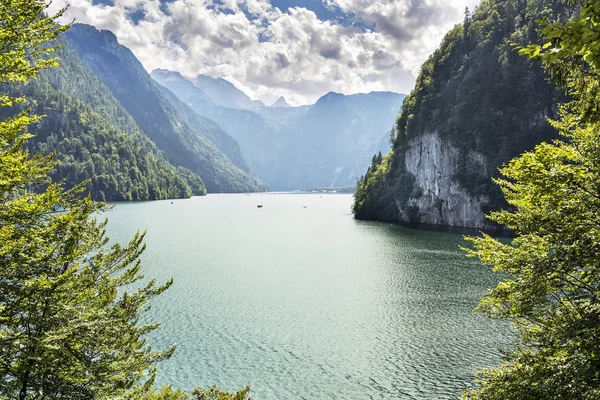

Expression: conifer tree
xmin=0 ymin=1 xmax=174 ymax=398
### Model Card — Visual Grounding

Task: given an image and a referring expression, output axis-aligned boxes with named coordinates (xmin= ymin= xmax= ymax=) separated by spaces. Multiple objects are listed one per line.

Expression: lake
xmin=106 ymin=193 xmax=513 ymax=399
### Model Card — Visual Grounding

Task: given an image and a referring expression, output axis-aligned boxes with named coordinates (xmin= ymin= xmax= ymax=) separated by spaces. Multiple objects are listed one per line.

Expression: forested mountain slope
xmin=353 ymin=0 xmax=567 ymax=229
xmin=64 ymin=24 xmax=267 ymax=193
xmin=1 ymin=38 xmax=202 ymax=201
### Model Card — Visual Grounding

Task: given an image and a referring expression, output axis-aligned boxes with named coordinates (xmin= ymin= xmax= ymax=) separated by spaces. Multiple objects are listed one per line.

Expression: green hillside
xmin=2 ymin=39 xmax=203 ymax=201
xmin=353 ymin=0 xmax=568 ymax=226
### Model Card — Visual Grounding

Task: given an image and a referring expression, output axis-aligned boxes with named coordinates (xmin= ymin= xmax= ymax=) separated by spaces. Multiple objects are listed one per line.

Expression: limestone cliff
xmin=399 ymin=133 xmax=493 ymax=229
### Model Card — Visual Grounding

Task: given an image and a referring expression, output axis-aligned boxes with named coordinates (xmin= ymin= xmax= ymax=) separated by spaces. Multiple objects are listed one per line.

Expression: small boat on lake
xmin=257 ymin=204 xmax=263 ymax=208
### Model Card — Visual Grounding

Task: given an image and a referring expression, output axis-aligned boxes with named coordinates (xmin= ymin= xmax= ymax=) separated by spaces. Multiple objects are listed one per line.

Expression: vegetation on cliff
xmin=353 ymin=0 xmax=567 ymax=223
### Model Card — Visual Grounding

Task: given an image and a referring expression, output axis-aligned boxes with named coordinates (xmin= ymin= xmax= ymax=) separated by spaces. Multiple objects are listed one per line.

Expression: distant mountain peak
xmin=191 ymin=74 xmax=265 ymax=110
xmin=153 ymin=68 xmax=180 ymax=76
xmin=152 ymin=68 xmax=171 ymax=74
xmin=193 ymin=74 xmax=235 ymax=90
xmin=271 ymin=96 xmax=291 ymax=108
xmin=151 ymin=68 xmax=187 ymax=82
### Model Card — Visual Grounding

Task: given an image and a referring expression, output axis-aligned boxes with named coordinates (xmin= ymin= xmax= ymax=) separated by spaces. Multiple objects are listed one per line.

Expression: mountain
xmin=151 ymin=68 xmax=280 ymax=181
xmin=191 ymin=74 xmax=265 ymax=111
xmin=152 ymin=69 xmax=405 ymax=190
xmin=151 ymin=69 xmax=252 ymax=173
xmin=0 ymin=37 xmax=202 ymax=201
xmin=353 ymin=0 xmax=567 ymax=229
xmin=273 ymin=91 xmax=405 ymax=190
xmin=64 ymin=24 xmax=267 ymax=194
xmin=271 ymin=96 xmax=291 ymax=108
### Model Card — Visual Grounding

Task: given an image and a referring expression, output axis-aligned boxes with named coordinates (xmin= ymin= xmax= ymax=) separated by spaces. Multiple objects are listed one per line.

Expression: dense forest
xmin=353 ymin=0 xmax=568 ymax=225
xmin=1 ymin=39 xmax=202 ymax=201
xmin=64 ymin=24 xmax=267 ymax=194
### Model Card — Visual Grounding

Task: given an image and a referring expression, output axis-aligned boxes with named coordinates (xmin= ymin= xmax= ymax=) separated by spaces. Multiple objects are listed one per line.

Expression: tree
xmin=520 ymin=0 xmax=600 ymax=122
xmin=0 ymin=1 xmax=174 ymax=398
xmin=146 ymin=386 xmax=252 ymax=400
xmin=463 ymin=0 xmax=600 ymax=398
xmin=463 ymin=6 xmax=472 ymax=40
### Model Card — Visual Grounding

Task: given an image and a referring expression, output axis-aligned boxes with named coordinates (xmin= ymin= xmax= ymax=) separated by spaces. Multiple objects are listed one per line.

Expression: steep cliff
xmin=402 ymin=132 xmax=491 ymax=228
xmin=353 ymin=0 xmax=568 ymax=229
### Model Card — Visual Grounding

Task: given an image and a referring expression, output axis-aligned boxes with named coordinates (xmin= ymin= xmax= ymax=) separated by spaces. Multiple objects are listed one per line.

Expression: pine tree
xmin=463 ymin=6 xmax=472 ymax=40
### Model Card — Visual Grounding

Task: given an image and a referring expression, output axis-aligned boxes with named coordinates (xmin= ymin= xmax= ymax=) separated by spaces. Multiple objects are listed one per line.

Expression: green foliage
xmin=353 ymin=0 xmax=567 ymax=223
xmin=64 ymin=24 xmax=267 ymax=194
xmin=520 ymin=0 xmax=600 ymax=121
xmin=145 ymin=386 xmax=253 ymax=400
xmin=145 ymin=386 xmax=191 ymax=400
xmin=464 ymin=0 xmax=600 ymax=397
xmin=0 ymin=37 xmax=206 ymax=201
xmin=190 ymin=386 xmax=252 ymax=400
xmin=0 ymin=0 xmax=68 ymax=87
xmin=463 ymin=116 xmax=600 ymax=399
xmin=0 ymin=2 xmax=175 ymax=398
xmin=353 ymin=152 xmax=419 ymax=222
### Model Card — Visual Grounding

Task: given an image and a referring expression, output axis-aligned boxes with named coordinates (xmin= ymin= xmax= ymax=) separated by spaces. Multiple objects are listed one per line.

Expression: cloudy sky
xmin=48 ymin=0 xmax=480 ymax=105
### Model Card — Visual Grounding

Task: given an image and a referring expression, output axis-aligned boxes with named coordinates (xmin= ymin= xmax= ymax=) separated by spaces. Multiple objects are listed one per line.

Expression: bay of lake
xmin=106 ymin=193 xmax=512 ymax=399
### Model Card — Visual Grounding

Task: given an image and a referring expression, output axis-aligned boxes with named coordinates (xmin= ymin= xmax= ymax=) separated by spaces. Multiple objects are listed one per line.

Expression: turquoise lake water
xmin=106 ymin=193 xmax=513 ymax=399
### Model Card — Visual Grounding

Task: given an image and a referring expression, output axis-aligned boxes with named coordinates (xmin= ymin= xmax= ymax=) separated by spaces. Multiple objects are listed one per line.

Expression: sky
xmin=48 ymin=0 xmax=481 ymax=105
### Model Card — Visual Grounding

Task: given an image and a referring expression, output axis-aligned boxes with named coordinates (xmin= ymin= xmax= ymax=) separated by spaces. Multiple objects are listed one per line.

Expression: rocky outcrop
xmin=398 ymin=132 xmax=494 ymax=229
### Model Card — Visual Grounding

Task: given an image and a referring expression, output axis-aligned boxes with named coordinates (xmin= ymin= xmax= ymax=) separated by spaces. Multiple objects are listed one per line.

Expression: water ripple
xmin=107 ymin=194 xmax=513 ymax=399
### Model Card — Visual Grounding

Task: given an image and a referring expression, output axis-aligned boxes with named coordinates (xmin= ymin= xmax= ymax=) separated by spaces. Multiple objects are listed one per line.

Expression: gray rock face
xmin=400 ymin=132 xmax=493 ymax=229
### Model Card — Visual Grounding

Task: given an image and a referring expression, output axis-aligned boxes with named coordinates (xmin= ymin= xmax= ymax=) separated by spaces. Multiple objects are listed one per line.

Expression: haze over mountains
xmin=152 ymin=68 xmax=405 ymax=190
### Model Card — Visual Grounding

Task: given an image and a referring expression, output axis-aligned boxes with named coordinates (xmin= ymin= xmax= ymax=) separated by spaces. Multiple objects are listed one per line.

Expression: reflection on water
xmin=106 ymin=193 xmax=513 ymax=399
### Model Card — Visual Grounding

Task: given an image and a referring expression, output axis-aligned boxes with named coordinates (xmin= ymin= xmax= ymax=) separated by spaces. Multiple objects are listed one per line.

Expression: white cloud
xmin=48 ymin=0 xmax=480 ymax=105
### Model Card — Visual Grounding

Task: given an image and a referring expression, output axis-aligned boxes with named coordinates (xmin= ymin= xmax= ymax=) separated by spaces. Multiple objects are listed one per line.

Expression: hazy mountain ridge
xmin=284 ymin=91 xmax=405 ymax=189
xmin=65 ymin=24 xmax=267 ymax=194
xmin=151 ymin=70 xmax=252 ymax=173
xmin=192 ymin=74 xmax=266 ymax=111
xmin=152 ymin=69 xmax=405 ymax=190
